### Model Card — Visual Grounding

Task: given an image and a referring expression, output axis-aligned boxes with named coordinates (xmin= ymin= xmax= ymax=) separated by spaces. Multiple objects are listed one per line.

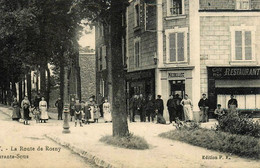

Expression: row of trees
xmin=0 ymin=0 xmax=129 ymax=136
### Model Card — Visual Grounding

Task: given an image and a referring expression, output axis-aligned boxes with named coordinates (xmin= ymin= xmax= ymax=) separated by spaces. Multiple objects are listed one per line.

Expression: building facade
xmin=126 ymin=0 xmax=260 ymax=120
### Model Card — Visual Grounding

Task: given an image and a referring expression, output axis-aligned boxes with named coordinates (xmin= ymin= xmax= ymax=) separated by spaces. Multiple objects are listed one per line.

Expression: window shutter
xmin=244 ymin=31 xmax=252 ymax=60
xmin=102 ymin=45 xmax=107 ymax=69
xmin=177 ymin=32 xmax=184 ymax=61
xmin=169 ymin=33 xmax=176 ymax=62
xmin=100 ymin=47 xmax=102 ymax=70
xmin=97 ymin=48 xmax=100 ymax=71
xmin=235 ymin=31 xmax=242 ymax=60
xmin=135 ymin=41 xmax=140 ymax=67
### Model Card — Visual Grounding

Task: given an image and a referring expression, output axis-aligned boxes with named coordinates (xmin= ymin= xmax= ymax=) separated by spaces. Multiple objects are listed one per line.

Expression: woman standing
xmin=21 ymin=96 xmax=30 ymax=125
xmin=84 ymin=101 xmax=91 ymax=124
xmin=103 ymin=98 xmax=112 ymax=122
xmin=12 ymin=97 xmax=21 ymax=121
xmin=180 ymin=94 xmax=193 ymax=122
xmin=39 ymin=97 xmax=48 ymax=123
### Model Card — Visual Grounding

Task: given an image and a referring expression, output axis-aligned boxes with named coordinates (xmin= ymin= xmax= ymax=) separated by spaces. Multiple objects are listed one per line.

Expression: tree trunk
xmin=19 ymin=81 xmax=22 ymax=105
xmin=26 ymin=72 xmax=32 ymax=103
xmin=63 ymin=67 xmax=69 ymax=104
xmin=46 ymin=67 xmax=51 ymax=108
xmin=12 ymin=81 xmax=16 ymax=98
xmin=36 ymin=69 xmax=39 ymax=93
xmin=23 ymin=78 xmax=26 ymax=98
xmin=60 ymin=62 xmax=65 ymax=104
xmin=40 ymin=62 xmax=47 ymax=98
xmin=110 ymin=0 xmax=129 ymax=137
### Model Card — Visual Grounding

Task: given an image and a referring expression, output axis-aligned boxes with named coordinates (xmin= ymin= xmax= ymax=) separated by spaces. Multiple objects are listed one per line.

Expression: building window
xmin=167 ymin=0 xmax=184 ymax=16
xmin=134 ymin=38 xmax=141 ymax=67
xmin=236 ymin=0 xmax=251 ymax=10
xmin=230 ymin=25 xmax=255 ymax=62
xmin=134 ymin=0 xmax=140 ymax=27
xmin=165 ymin=28 xmax=188 ymax=63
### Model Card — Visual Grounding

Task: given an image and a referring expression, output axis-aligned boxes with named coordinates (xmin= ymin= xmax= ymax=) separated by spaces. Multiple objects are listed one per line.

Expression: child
xmin=214 ymin=104 xmax=225 ymax=120
xmin=94 ymin=105 xmax=100 ymax=123
xmin=80 ymin=101 xmax=85 ymax=124
xmin=74 ymin=99 xmax=83 ymax=127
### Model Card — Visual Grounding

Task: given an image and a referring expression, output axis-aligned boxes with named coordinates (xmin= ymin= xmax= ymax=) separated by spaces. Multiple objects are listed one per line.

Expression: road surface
xmin=0 ymin=108 xmax=96 ymax=168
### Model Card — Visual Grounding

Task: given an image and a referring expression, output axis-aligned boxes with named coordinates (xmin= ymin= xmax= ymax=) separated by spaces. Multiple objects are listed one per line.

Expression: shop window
xmin=236 ymin=0 xmax=251 ymax=10
xmin=134 ymin=0 xmax=140 ymax=27
xmin=165 ymin=28 xmax=188 ymax=63
xmin=230 ymin=25 xmax=256 ymax=62
xmin=134 ymin=37 xmax=141 ymax=68
xmin=167 ymin=0 xmax=184 ymax=16
xmin=217 ymin=94 xmax=260 ymax=110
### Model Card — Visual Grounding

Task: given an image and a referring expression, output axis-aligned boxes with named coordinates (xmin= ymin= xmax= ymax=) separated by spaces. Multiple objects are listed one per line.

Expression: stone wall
xmin=79 ymin=53 xmax=96 ymax=101
xmin=200 ymin=0 xmax=260 ymax=10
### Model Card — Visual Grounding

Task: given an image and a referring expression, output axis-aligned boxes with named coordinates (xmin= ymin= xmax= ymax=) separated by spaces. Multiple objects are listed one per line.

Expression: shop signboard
xmin=208 ymin=67 xmax=260 ymax=80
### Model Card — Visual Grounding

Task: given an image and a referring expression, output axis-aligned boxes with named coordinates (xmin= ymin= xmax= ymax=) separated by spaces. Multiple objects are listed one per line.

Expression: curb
xmin=45 ymin=134 xmax=117 ymax=168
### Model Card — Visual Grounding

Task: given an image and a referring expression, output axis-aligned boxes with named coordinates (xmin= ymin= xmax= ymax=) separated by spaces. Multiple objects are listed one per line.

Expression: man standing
xmin=155 ymin=95 xmax=164 ymax=116
xmin=70 ymin=97 xmax=75 ymax=122
xmin=138 ymin=94 xmax=146 ymax=122
xmin=228 ymin=94 xmax=238 ymax=112
xmin=198 ymin=93 xmax=209 ymax=122
xmin=167 ymin=95 xmax=176 ymax=123
xmin=55 ymin=98 xmax=63 ymax=120
xmin=175 ymin=94 xmax=183 ymax=120
xmin=34 ymin=94 xmax=41 ymax=110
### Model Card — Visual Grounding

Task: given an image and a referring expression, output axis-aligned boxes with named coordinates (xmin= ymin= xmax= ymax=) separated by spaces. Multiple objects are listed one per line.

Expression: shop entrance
xmin=170 ymin=80 xmax=185 ymax=98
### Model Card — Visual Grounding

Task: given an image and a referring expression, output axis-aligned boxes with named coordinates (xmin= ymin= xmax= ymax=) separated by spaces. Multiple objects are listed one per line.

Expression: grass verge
xmin=100 ymin=133 xmax=149 ymax=150
xmin=159 ymin=128 xmax=260 ymax=159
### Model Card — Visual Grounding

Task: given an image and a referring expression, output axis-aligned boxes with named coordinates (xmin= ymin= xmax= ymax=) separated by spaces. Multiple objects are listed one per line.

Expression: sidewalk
xmin=1 ymin=105 xmax=259 ymax=168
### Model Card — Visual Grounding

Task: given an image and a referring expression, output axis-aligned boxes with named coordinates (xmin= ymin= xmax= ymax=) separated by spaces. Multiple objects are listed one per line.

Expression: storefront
xmin=208 ymin=66 xmax=260 ymax=116
xmin=160 ymin=67 xmax=194 ymax=101
xmin=159 ymin=67 xmax=194 ymax=120
xmin=126 ymin=69 xmax=155 ymax=99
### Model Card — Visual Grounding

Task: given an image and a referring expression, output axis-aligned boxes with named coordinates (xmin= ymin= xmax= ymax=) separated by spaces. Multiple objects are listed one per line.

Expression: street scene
xmin=1 ymin=0 xmax=260 ymax=168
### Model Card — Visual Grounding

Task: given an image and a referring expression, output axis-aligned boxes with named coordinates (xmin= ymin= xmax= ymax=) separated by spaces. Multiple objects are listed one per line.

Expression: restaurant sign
xmin=208 ymin=67 xmax=260 ymax=79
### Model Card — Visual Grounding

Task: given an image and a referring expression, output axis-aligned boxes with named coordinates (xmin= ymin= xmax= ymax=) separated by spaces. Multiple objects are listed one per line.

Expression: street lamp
xmin=62 ymin=103 xmax=70 ymax=134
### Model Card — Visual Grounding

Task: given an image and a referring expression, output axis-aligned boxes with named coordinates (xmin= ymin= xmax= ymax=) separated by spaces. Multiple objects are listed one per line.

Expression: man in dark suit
xmin=55 ymin=97 xmax=63 ymax=120
xmin=167 ymin=95 xmax=176 ymax=123
xmin=198 ymin=93 xmax=209 ymax=122
xmin=155 ymin=95 xmax=164 ymax=116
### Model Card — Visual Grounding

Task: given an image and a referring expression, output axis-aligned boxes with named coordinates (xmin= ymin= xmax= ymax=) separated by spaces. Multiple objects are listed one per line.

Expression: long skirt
xmin=23 ymin=108 xmax=30 ymax=120
xmin=104 ymin=109 xmax=112 ymax=122
xmin=89 ymin=106 xmax=94 ymax=122
xmin=183 ymin=105 xmax=193 ymax=121
xmin=12 ymin=107 xmax=21 ymax=120
xmin=40 ymin=107 xmax=48 ymax=120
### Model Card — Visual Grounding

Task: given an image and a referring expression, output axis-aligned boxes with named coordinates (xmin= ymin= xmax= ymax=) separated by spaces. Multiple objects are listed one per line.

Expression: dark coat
xmin=198 ymin=98 xmax=209 ymax=107
xmin=155 ymin=99 xmax=164 ymax=111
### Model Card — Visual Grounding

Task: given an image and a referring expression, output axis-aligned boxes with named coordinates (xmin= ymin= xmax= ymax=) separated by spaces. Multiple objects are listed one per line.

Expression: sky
xmin=78 ymin=25 xmax=95 ymax=49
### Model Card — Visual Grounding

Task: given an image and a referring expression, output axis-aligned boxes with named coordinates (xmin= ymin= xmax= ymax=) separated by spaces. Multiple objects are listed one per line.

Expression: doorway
xmin=170 ymin=80 xmax=185 ymax=99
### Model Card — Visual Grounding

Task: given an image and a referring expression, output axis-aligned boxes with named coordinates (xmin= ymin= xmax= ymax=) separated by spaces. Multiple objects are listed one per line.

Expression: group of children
xmin=70 ymin=97 xmax=112 ymax=127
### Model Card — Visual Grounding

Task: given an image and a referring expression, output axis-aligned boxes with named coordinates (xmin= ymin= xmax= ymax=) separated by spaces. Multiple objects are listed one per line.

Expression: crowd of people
xmin=56 ymin=95 xmax=112 ymax=127
xmin=10 ymin=92 xmax=238 ymax=126
xmin=129 ymin=93 xmax=239 ymax=124
xmin=11 ymin=95 xmax=49 ymax=125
